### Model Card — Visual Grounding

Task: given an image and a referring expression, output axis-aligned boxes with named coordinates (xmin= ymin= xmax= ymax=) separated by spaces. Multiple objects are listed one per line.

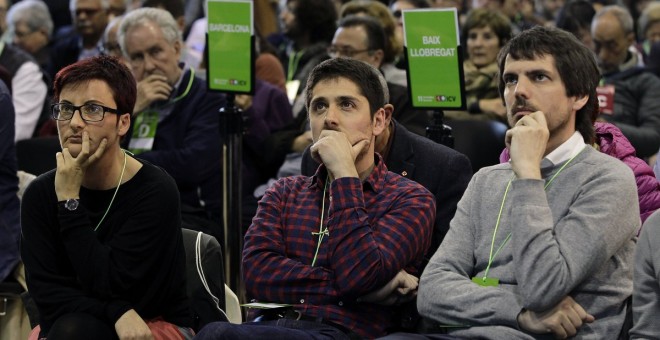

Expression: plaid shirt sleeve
xmin=243 ymin=164 xmax=435 ymax=305
xmin=325 ymin=176 xmax=435 ymax=296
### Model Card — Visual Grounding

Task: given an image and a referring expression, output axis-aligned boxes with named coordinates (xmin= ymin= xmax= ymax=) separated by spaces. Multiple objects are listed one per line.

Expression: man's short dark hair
xmin=497 ymin=26 xmax=600 ymax=144
xmin=305 ymin=58 xmax=386 ymax=118
xmin=339 ymin=15 xmax=387 ymax=53
xmin=53 ymin=55 xmax=137 ymax=118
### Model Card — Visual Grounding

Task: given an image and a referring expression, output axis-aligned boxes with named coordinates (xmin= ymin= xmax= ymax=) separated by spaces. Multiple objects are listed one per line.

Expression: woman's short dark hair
xmin=53 ymin=55 xmax=137 ymax=118
xmin=462 ymin=8 xmax=512 ymax=48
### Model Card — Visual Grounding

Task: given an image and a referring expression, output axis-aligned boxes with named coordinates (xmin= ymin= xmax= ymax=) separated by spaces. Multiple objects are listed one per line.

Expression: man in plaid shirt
xmin=196 ymin=58 xmax=436 ymax=339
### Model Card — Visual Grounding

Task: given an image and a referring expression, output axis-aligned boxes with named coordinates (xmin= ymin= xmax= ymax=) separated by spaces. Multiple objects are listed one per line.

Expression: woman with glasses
xmin=21 ymin=55 xmax=193 ymax=340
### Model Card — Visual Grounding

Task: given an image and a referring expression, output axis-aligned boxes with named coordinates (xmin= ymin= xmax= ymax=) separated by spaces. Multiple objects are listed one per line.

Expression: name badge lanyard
xmin=130 ymin=68 xmax=195 ymax=154
xmin=311 ymin=176 xmax=330 ymax=267
xmin=474 ymin=148 xmax=585 ymax=286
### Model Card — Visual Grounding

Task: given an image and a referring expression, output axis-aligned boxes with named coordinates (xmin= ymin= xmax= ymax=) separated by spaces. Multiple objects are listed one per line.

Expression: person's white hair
xmin=117 ymin=7 xmax=182 ymax=56
xmin=7 ymin=0 xmax=53 ymax=38
xmin=593 ymin=5 xmax=634 ymax=35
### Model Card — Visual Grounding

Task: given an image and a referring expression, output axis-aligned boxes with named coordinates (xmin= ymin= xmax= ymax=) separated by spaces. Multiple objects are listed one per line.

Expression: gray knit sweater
xmin=418 ymin=146 xmax=639 ymax=339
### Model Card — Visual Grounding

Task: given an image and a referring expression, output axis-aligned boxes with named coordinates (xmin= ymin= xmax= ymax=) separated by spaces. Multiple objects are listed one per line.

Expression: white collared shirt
xmin=544 ymin=131 xmax=586 ymax=166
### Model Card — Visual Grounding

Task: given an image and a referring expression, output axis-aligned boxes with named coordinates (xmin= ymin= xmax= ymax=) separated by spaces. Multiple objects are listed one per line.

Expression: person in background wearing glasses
xmin=197 ymin=56 xmax=435 ymax=340
xmin=6 ymin=0 xmax=53 ymax=72
xmin=47 ymin=0 xmax=109 ymax=81
xmin=117 ymin=7 xmax=226 ymax=235
xmin=21 ymin=55 xmax=193 ymax=340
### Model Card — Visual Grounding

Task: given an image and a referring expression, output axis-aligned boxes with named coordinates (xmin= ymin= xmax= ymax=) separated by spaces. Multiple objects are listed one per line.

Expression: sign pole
xmin=207 ymin=0 xmax=254 ymax=305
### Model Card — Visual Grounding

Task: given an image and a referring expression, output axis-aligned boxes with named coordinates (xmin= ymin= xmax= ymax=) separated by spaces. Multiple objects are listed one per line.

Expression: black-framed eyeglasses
xmin=327 ymin=46 xmax=372 ymax=58
xmin=51 ymin=103 xmax=119 ymax=122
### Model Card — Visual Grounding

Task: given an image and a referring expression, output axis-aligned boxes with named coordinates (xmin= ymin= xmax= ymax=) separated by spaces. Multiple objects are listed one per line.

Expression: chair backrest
xmin=15 ymin=137 xmax=61 ymax=176
xmin=444 ymin=119 xmax=508 ymax=172
xmin=181 ymin=228 xmax=230 ymax=332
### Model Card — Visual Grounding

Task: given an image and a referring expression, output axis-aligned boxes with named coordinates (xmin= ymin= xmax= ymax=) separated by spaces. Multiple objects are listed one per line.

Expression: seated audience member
xmin=591 ymin=5 xmax=660 ymax=158
xmin=302 ymin=50 xmax=472 ymax=259
xmin=636 ymin=2 xmax=660 ymax=65
xmin=47 ymin=0 xmax=109 ymax=81
xmin=6 ymin=0 xmax=54 ymax=71
xmin=340 ymin=0 xmax=408 ymax=87
xmin=445 ymin=8 xmax=511 ymax=122
xmin=555 ymin=0 xmax=596 ymax=50
xmin=196 ymin=57 xmax=436 ymax=339
xmin=118 ymin=7 xmax=226 ymax=232
xmin=413 ymin=26 xmax=639 ymax=338
xmin=21 ymin=55 xmax=192 ymax=340
xmin=0 ymin=42 xmax=48 ymax=141
xmin=630 ymin=209 xmax=660 ymax=338
xmin=0 ymin=79 xmax=20 ymax=284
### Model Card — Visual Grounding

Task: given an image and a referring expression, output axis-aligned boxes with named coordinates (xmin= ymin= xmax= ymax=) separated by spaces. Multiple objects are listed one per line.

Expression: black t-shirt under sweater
xmin=21 ymin=160 xmax=191 ymax=335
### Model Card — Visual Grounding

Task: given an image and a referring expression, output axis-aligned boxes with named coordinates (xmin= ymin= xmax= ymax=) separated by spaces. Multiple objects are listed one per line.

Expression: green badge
xmin=472 ymin=276 xmax=499 ymax=287
xmin=129 ymin=110 xmax=159 ymax=154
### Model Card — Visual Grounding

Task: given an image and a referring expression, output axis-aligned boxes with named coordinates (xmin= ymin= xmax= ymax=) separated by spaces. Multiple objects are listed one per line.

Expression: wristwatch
xmin=63 ymin=198 xmax=80 ymax=211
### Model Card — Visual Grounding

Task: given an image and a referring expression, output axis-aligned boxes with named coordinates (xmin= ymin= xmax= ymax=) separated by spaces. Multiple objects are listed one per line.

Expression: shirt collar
xmin=170 ymin=63 xmax=188 ymax=97
xmin=544 ymin=131 xmax=586 ymax=166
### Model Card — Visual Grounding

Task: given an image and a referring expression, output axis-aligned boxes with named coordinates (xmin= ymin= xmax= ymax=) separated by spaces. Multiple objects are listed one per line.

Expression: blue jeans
xmin=194 ymin=319 xmax=350 ymax=340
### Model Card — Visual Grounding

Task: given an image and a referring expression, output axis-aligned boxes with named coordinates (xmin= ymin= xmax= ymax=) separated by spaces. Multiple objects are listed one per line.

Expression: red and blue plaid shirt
xmin=242 ymin=155 xmax=436 ymax=337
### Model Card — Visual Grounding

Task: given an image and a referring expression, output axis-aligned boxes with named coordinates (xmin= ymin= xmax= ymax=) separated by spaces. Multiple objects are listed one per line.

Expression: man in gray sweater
xmin=417 ymin=26 xmax=640 ymax=339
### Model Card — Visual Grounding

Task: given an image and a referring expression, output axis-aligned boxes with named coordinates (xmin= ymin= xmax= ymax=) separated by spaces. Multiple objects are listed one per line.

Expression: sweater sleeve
xmin=630 ymin=212 xmax=660 ymax=339
xmin=509 ymin=165 xmax=639 ymax=311
xmin=418 ymin=175 xmax=523 ymax=329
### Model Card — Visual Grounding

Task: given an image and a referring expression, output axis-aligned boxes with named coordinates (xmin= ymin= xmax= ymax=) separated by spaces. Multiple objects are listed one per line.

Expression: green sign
xmin=207 ymin=0 xmax=253 ymax=93
xmin=403 ymin=9 xmax=465 ymax=109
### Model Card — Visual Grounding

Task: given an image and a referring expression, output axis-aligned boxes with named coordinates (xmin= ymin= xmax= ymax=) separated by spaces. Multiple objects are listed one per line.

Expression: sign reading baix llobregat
xmin=403 ymin=8 xmax=465 ymax=110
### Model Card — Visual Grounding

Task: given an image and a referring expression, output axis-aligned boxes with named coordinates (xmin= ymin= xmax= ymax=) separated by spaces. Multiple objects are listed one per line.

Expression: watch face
xmin=65 ymin=199 xmax=79 ymax=211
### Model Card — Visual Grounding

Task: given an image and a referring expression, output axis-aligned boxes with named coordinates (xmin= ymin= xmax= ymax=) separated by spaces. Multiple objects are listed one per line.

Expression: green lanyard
xmin=171 ymin=67 xmax=195 ymax=104
xmin=480 ymin=147 xmax=585 ymax=282
xmin=287 ymin=50 xmax=305 ymax=82
xmin=311 ymin=176 xmax=330 ymax=267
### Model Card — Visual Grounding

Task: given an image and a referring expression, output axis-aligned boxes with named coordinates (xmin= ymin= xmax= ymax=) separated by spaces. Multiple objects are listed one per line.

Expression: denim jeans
xmin=194 ymin=319 xmax=350 ymax=340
